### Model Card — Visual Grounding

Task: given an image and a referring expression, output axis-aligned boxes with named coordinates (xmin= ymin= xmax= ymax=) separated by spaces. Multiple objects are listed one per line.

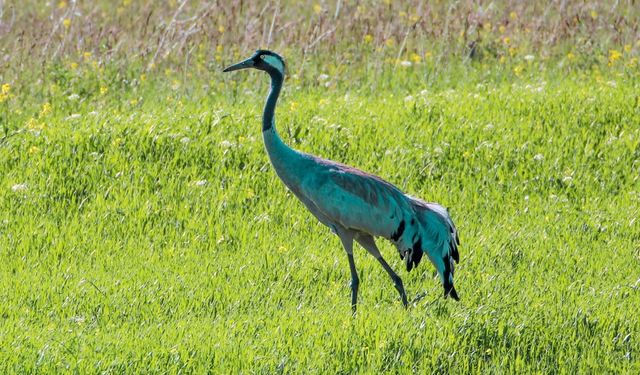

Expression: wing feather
xmin=300 ymin=159 xmax=410 ymax=236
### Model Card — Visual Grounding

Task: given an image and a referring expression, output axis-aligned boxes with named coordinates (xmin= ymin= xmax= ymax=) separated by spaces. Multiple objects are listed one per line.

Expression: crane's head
xmin=223 ymin=50 xmax=286 ymax=77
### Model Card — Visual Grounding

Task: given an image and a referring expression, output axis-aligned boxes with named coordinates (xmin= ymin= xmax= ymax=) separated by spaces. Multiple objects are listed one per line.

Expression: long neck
xmin=262 ymin=71 xmax=283 ymax=131
xmin=261 ymin=70 xmax=304 ymax=188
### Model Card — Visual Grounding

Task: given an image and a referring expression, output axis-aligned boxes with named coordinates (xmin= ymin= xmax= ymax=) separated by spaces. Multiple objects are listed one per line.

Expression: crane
xmin=223 ymin=50 xmax=460 ymax=312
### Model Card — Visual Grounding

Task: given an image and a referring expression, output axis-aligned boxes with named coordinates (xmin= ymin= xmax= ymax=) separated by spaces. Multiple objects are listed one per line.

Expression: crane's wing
xmin=299 ymin=159 xmax=411 ymax=238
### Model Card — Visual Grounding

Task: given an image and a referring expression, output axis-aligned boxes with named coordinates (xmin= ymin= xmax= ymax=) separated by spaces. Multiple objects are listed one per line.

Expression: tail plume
xmin=407 ymin=197 xmax=461 ymax=301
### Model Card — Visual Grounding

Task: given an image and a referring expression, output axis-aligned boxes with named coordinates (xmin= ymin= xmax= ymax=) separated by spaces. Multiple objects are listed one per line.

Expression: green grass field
xmin=1 ymin=1 xmax=640 ymax=373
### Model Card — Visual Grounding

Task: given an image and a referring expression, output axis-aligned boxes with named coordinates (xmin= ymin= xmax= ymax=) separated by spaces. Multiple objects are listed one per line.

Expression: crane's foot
xmin=392 ymin=277 xmax=408 ymax=308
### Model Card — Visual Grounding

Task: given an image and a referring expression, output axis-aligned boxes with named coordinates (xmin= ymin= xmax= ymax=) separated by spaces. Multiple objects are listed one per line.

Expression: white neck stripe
xmin=263 ymin=55 xmax=284 ymax=75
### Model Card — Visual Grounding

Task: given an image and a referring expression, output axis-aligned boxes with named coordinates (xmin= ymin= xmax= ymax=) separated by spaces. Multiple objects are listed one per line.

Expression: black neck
xmin=262 ymin=70 xmax=283 ymax=132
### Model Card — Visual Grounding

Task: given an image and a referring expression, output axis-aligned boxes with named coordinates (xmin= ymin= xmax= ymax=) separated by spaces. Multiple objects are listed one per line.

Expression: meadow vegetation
xmin=0 ymin=0 xmax=639 ymax=373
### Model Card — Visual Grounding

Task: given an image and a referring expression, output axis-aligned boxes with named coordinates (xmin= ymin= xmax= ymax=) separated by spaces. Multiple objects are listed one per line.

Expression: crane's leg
xmin=337 ymin=230 xmax=359 ymax=314
xmin=356 ymin=235 xmax=408 ymax=308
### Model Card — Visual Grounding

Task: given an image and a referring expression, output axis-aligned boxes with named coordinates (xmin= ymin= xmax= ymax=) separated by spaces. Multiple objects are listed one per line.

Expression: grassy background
xmin=1 ymin=0 xmax=640 ymax=373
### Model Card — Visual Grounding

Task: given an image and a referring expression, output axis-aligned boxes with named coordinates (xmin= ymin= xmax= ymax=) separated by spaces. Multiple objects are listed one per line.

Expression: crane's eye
xmin=259 ymin=55 xmax=266 ymax=60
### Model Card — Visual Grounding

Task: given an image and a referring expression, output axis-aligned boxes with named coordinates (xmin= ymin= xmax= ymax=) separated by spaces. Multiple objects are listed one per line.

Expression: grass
xmin=1 ymin=69 xmax=639 ymax=372
xmin=1 ymin=0 xmax=640 ymax=373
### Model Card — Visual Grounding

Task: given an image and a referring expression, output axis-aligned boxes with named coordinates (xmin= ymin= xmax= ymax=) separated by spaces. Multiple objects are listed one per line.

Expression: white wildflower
xmin=11 ymin=183 xmax=28 ymax=192
xmin=317 ymin=74 xmax=329 ymax=82
xmin=68 ymin=93 xmax=80 ymax=101
xmin=524 ymin=55 xmax=535 ymax=62
xmin=533 ymin=153 xmax=544 ymax=161
xmin=400 ymin=60 xmax=412 ymax=67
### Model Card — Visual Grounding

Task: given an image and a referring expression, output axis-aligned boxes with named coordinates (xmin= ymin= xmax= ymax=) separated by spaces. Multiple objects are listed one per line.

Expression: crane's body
xmin=224 ymin=50 xmax=460 ymax=312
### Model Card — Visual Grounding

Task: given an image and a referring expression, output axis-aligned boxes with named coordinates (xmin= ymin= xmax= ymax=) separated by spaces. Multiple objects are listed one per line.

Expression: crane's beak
xmin=222 ymin=58 xmax=254 ymax=72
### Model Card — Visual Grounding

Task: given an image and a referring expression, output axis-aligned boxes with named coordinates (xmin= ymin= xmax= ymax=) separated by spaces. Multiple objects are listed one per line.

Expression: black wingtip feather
xmin=447 ymin=286 xmax=460 ymax=301
xmin=450 ymin=241 xmax=460 ymax=263
xmin=406 ymin=238 xmax=423 ymax=272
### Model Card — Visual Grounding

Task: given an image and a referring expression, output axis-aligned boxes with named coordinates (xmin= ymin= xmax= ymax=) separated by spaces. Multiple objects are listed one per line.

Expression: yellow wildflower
xmin=290 ymin=101 xmax=298 ymax=111
xmin=83 ymin=52 xmax=92 ymax=61
xmin=513 ymin=65 xmax=524 ymax=76
xmin=313 ymin=4 xmax=322 ymax=14
xmin=29 ymin=146 xmax=40 ymax=154
xmin=218 ymin=25 xmax=225 ymax=33
xmin=130 ymin=99 xmax=138 ymax=106
xmin=41 ymin=102 xmax=52 ymax=116
xmin=410 ymin=53 xmax=422 ymax=64
xmin=1 ymin=83 xmax=10 ymax=95
xmin=385 ymin=38 xmax=395 ymax=47
xmin=509 ymin=47 xmax=517 ymax=56
xmin=100 ymin=86 xmax=108 ymax=95
xmin=26 ymin=118 xmax=43 ymax=130
xmin=58 ymin=0 xmax=67 ymax=8
xmin=0 ymin=94 xmax=6 ymax=103
xmin=140 ymin=74 xmax=146 ymax=82
xmin=624 ymin=44 xmax=632 ymax=53
xmin=499 ymin=56 xmax=506 ymax=64
xmin=246 ymin=188 xmax=255 ymax=199
xmin=363 ymin=34 xmax=373 ymax=43
xmin=63 ymin=18 xmax=71 ymax=29
xmin=70 ymin=62 xmax=78 ymax=70
xmin=590 ymin=10 xmax=598 ymax=19
xmin=609 ymin=49 xmax=622 ymax=64
xmin=499 ymin=25 xmax=506 ymax=34
xmin=509 ymin=11 xmax=518 ymax=20
xmin=627 ymin=57 xmax=638 ymax=68
xmin=503 ymin=37 xmax=511 ymax=45
xmin=567 ymin=52 xmax=575 ymax=61
xmin=216 ymin=45 xmax=223 ymax=53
